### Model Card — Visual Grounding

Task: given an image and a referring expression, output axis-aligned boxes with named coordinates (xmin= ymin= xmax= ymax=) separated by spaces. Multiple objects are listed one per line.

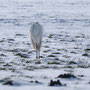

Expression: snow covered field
xmin=0 ymin=0 xmax=90 ymax=90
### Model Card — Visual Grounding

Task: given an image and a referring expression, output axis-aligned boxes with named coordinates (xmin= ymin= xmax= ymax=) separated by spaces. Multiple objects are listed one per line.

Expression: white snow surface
xmin=0 ymin=0 xmax=90 ymax=90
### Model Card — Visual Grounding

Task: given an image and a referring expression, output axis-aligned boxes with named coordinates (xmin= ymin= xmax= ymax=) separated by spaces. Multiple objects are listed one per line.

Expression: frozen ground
xmin=0 ymin=0 xmax=90 ymax=90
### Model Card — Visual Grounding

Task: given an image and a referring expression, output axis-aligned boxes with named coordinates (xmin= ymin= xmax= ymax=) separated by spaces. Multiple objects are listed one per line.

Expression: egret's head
xmin=36 ymin=22 xmax=39 ymax=24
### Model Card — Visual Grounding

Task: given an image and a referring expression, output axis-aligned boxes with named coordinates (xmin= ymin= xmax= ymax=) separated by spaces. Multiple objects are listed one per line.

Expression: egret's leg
xmin=36 ymin=50 xmax=40 ymax=59
xmin=39 ymin=50 xmax=40 ymax=59
xmin=36 ymin=50 xmax=37 ymax=59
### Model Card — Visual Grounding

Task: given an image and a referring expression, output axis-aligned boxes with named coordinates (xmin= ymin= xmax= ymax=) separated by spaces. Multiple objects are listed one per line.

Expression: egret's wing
xmin=31 ymin=37 xmax=36 ymax=50
xmin=31 ymin=37 xmax=41 ymax=50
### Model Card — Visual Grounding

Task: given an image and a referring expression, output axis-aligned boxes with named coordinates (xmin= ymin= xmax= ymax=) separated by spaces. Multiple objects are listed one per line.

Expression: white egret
xmin=30 ymin=22 xmax=43 ymax=59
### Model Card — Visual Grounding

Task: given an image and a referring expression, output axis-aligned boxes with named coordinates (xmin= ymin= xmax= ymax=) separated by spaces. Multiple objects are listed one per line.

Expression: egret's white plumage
xmin=30 ymin=22 xmax=43 ymax=59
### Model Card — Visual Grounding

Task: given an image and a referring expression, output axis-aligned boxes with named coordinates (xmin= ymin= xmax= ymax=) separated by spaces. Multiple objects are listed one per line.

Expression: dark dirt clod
xmin=85 ymin=49 xmax=90 ymax=51
xmin=48 ymin=34 xmax=54 ymax=38
xmin=15 ymin=34 xmax=25 ymax=36
xmin=49 ymin=80 xmax=66 ymax=86
xmin=82 ymin=53 xmax=89 ymax=56
xmin=52 ymin=52 xmax=60 ymax=54
xmin=3 ymin=80 xmax=20 ymax=86
xmin=3 ymin=80 xmax=13 ymax=85
xmin=68 ymin=61 xmax=77 ymax=64
xmin=78 ymin=75 xmax=84 ymax=77
xmin=30 ymin=80 xmax=42 ymax=84
xmin=15 ymin=53 xmax=29 ymax=58
xmin=0 ymin=54 xmax=6 ymax=56
xmin=48 ymin=55 xmax=55 ymax=57
xmin=35 ymin=61 xmax=41 ymax=64
xmin=35 ymin=81 xmax=40 ymax=83
xmin=7 ymin=39 xmax=15 ymax=42
xmin=47 ymin=61 xmax=60 ymax=64
xmin=57 ymin=73 xmax=76 ymax=78
xmin=0 ymin=78 xmax=20 ymax=86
